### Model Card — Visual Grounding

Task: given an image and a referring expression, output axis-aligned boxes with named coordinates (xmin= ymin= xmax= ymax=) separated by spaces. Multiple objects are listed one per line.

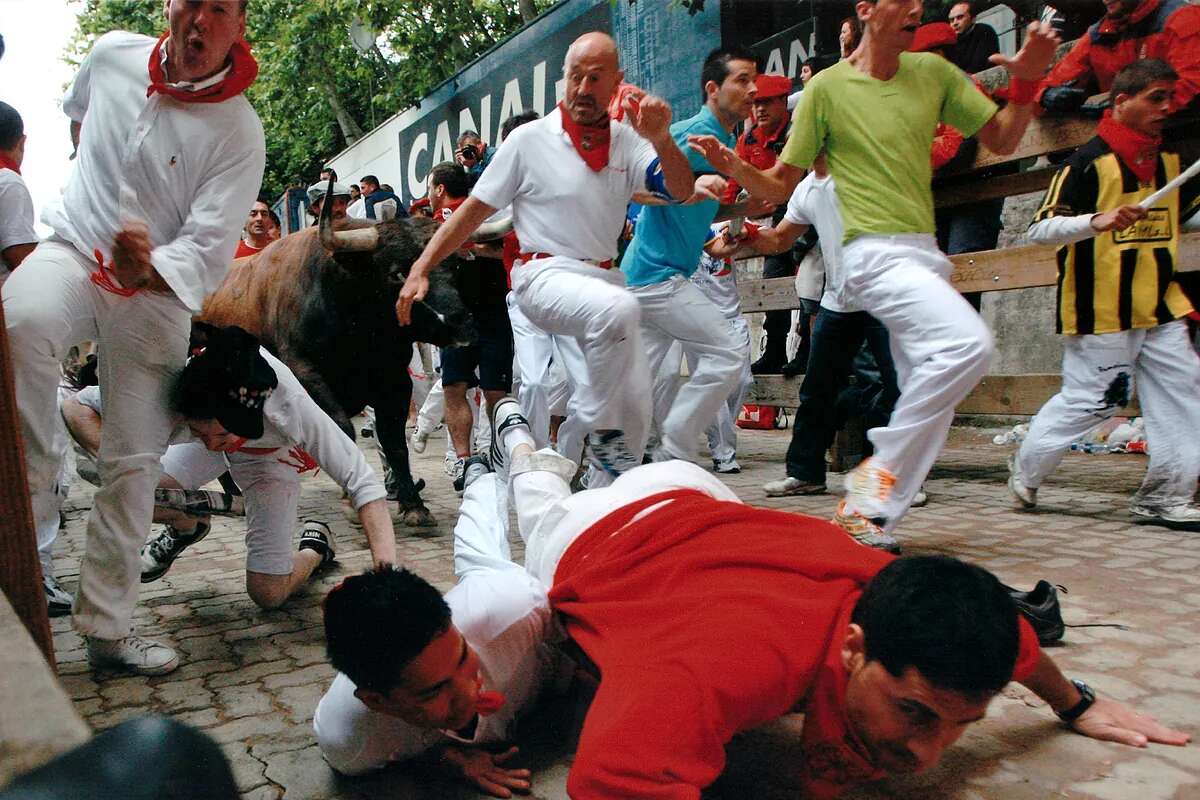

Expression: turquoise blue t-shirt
xmin=622 ymin=105 xmax=733 ymax=287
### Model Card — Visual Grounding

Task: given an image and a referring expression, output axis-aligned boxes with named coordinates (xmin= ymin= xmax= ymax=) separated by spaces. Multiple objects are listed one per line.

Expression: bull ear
xmin=470 ymin=216 xmax=513 ymax=243
xmin=319 ymin=177 xmax=380 ymax=253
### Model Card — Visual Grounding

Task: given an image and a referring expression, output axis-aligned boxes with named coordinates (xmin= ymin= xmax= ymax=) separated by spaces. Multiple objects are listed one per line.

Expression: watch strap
xmin=1056 ymin=679 xmax=1096 ymax=723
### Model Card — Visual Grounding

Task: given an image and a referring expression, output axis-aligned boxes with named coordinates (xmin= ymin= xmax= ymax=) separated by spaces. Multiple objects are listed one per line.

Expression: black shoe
xmin=489 ymin=396 xmax=530 ymax=484
xmin=140 ymin=521 xmax=212 ymax=583
xmin=780 ymin=352 xmax=809 ymax=378
xmin=298 ymin=520 xmax=337 ymax=566
xmin=1005 ymin=580 xmax=1065 ymax=645
xmin=750 ymin=355 xmax=784 ymax=375
xmin=460 ymin=454 xmax=492 ymax=491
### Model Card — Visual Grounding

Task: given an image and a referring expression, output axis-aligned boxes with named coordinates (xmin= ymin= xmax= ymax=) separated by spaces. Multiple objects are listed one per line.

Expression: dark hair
xmin=0 ymin=101 xmax=24 ymax=151
xmin=700 ymin=45 xmax=760 ymax=103
xmin=173 ymin=324 xmax=277 ymax=437
xmin=457 ymin=130 xmax=483 ymax=147
xmin=267 ymin=209 xmax=280 ymax=228
xmin=851 ymin=556 xmax=1020 ymax=698
xmin=360 ymin=174 xmax=380 ymax=187
xmin=324 ymin=566 xmax=452 ymax=694
xmin=429 ymin=161 xmax=470 ymax=199
xmin=320 ymin=167 xmax=337 ymax=181
xmin=839 ymin=16 xmax=862 ymax=55
xmin=949 ymin=1 xmax=977 ymax=17
xmin=501 ymin=110 xmax=540 ymax=141
xmin=1111 ymin=58 xmax=1178 ymax=99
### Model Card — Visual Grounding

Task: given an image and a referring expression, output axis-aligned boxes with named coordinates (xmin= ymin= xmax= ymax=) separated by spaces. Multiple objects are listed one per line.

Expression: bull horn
xmin=470 ymin=217 xmax=514 ymax=242
xmin=318 ymin=176 xmax=380 ymax=252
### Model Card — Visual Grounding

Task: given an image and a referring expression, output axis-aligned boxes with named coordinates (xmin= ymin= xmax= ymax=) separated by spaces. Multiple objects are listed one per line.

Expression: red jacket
xmin=722 ymin=118 xmax=789 ymax=203
xmin=1039 ymin=0 xmax=1200 ymax=113
xmin=550 ymin=491 xmax=1040 ymax=800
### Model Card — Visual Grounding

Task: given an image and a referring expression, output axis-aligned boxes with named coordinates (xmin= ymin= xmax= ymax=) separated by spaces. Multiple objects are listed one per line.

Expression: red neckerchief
xmin=147 ymin=33 xmax=258 ymax=103
xmin=0 ymin=154 xmax=20 ymax=175
xmin=1097 ymin=112 xmax=1161 ymax=184
xmin=558 ymin=103 xmax=611 ymax=172
xmin=476 ymin=690 xmax=506 ymax=716
xmin=436 ymin=196 xmax=466 ymax=224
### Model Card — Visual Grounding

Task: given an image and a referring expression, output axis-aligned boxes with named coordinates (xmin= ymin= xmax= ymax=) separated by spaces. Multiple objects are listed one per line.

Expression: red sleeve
xmin=931 ymin=123 xmax=964 ymax=170
xmin=1010 ymin=615 xmax=1042 ymax=684
xmin=1036 ymin=36 xmax=1093 ymax=104
xmin=1166 ymin=7 xmax=1200 ymax=113
xmin=568 ymin=666 xmax=726 ymax=800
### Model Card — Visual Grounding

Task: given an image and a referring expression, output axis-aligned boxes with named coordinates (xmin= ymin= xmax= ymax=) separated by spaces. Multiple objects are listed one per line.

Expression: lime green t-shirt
xmin=779 ymin=53 xmax=997 ymax=243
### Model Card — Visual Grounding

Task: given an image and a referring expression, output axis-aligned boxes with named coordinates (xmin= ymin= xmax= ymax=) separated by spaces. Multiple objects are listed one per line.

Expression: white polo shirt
xmin=313 ymin=566 xmax=554 ymax=776
xmin=42 ymin=31 xmax=265 ymax=313
xmin=470 ymin=106 xmax=659 ymax=263
xmin=0 ymin=167 xmax=37 ymax=278
xmin=783 ymin=173 xmax=852 ymax=313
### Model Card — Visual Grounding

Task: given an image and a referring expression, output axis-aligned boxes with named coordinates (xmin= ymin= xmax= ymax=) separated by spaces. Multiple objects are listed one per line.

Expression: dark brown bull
xmin=200 ymin=202 xmax=483 ymax=526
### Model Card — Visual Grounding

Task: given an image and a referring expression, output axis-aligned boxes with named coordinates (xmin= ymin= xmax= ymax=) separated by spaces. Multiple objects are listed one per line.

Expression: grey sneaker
xmin=411 ymin=428 xmax=429 ymax=454
xmin=489 ymin=396 xmax=530 ymax=484
xmin=140 ymin=521 xmax=212 ymax=583
xmin=1007 ymin=453 xmax=1037 ymax=509
xmin=1130 ymin=503 xmax=1200 ymax=531
xmin=44 ymin=573 xmax=73 ymax=617
xmin=587 ymin=430 xmax=640 ymax=478
xmin=298 ymin=520 xmax=337 ymax=565
xmin=763 ymin=476 xmax=826 ymax=497
xmin=713 ymin=456 xmax=741 ymax=474
xmin=460 ymin=454 xmax=492 ymax=491
xmin=87 ymin=634 xmax=179 ymax=676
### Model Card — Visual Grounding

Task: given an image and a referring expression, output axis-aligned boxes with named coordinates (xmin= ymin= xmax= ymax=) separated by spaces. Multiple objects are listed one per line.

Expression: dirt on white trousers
xmin=3 ymin=240 xmax=191 ymax=639
xmin=630 ymin=276 xmax=744 ymax=461
xmin=1016 ymin=319 xmax=1200 ymax=507
xmin=837 ymin=234 xmax=994 ymax=530
xmin=510 ymin=257 xmax=651 ymax=470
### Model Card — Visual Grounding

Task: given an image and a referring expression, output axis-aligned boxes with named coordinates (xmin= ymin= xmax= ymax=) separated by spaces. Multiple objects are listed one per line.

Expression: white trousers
xmin=161 ymin=443 xmax=303 ymax=575
xmin=840 ymin=234 xmax=993 ymax=528
xmin=3 ymin=240 xmax=191 ymax=638
xmin=509 ymin=451 xmax=740 ymax=588
xmin=507 ymin=293 xmax=572 ymax=451
xmin=1017 ymin=320 xmax=1200 ymax=506
xmin=630 ymin=276 xmax=743 ymax=460
xmin=511 ymin=258 xmax=650 ymax=462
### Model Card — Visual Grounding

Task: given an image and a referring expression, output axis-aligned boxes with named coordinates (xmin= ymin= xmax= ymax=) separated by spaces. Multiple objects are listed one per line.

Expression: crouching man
xmin=313 ymin=467 xmax=559 ymax=798
xmin=62 ymin=325 xmax=396 ymax=615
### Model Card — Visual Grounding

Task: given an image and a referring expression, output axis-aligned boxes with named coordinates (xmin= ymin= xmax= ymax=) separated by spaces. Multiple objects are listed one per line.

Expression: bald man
xmin=396 ymin=32 xmax=695 ymax=485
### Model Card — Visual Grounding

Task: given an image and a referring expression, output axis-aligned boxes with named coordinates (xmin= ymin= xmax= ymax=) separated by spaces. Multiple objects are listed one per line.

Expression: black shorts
xmin=440 ymin=307 xmax=514 ymax=391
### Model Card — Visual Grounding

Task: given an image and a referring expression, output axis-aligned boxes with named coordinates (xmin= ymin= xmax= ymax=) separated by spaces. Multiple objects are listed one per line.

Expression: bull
xmin=200 ymin=194 xmax=505 ymax=526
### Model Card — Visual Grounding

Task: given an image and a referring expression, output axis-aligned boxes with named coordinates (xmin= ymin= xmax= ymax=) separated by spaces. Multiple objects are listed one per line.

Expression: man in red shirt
xmin=480 ymin=395 xmax=1191 ymax=799
xmin=234 ymin=198 xmax=273 ymax=258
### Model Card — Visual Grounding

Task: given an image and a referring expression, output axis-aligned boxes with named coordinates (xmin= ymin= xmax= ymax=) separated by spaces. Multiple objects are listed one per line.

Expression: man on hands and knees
xmin=484 ymin=395 xmax=1190 ymax=798
xmin=690 ymin=0 xmax=1059 ymax=549
xmin=1011 ymin=59 xmax=1200 ymax=529
xmin=2 ymin=0 xmax=264 ymax=674
xmin=396 ymin=32 xmax=694 ymax=485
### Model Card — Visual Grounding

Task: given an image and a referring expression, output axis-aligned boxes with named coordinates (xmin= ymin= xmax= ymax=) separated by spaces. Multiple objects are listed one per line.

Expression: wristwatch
xmin=1056 ymin=679 xmax=1096 ymax=723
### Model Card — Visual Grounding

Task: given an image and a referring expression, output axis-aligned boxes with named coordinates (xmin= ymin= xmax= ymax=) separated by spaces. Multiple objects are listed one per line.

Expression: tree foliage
xmin=66 ymin=0 xmax=553 ymax=197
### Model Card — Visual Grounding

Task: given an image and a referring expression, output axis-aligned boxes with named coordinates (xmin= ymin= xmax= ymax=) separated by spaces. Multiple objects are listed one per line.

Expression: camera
xmin=458 ymin=144 xmax=479 ymax=162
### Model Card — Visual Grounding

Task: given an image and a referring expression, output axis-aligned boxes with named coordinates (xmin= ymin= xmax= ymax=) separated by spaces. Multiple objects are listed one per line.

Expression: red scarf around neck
xmin=147 ymin=33 xmax=258 ymax=103
xmin=558 ymin=102 xmax=611 ymax=172
xmin=0 ymin=154 xmax=20 ymax=175
xmin=1097 ymin=113 xmax=1161 ymax=184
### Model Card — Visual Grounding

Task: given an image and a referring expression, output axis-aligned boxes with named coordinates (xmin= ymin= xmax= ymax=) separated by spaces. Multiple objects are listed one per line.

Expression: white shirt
xmin=346 ymin=197 xmax=366 ymax=219
xmin=313 ymin=567 xmax=553 ymax=775
xmin=784 ymin=173 xmax=852 ymax=312
xmin=0 ymin=167 xmax=37 ymax=279
xmin=43 ymin=31 xmax=265 ymax=313
xmin=471 ymin=107 xmax=659 ymax=262
xmin=690 ymin=229 xmax=742 ymax=319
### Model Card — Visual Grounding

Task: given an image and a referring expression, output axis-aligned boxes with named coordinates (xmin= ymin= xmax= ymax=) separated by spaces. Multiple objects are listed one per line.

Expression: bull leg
xmin=374 ymin=380 xmax=436 ymax=529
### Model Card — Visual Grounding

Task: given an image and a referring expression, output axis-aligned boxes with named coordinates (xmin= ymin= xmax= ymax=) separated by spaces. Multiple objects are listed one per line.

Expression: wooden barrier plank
xmin=934 ymin=166 xmax=1055 ymax=208
xmin=747 ymin=373 xmax=1142 ymax=416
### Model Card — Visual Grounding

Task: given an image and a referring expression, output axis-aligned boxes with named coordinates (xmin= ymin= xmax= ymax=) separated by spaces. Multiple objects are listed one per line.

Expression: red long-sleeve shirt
xmin=549 ymin=490 xmax=1040 ymax=799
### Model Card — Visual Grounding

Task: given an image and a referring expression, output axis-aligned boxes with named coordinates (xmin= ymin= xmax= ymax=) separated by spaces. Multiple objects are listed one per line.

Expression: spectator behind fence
xmin=949 ymin=2 xmax=1000 ymax=75
xmin=308 ymin=181 xmax=351 ymax=222
xmin=0 ymin=101 xmax=37 ymax=278
xmin=1038 ymin=0 xmax=1200 ymax=114
xmin=235 ymin=198 xmax=274 ymax=257
xmin=267 ymin=208 xmax=281 ymax=240
xmin=320 ymin=166 xmax=337 ymax=183
xmin=840 ymin=16 xmax=862 ymax=59
xmin=357 ymin=174 xmax=402 ymax=222
xmin=349 ymin=183 xmax=361 ymax=202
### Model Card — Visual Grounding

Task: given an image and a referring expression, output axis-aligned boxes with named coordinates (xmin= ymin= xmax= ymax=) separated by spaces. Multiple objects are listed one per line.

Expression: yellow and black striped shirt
xmin=1032 ymin=136 xmax=1199 ymax=335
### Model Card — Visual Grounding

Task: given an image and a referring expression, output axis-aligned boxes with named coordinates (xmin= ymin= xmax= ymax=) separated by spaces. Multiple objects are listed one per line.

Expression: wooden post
xmin=0 ymin=301 xmax=55 ymax=669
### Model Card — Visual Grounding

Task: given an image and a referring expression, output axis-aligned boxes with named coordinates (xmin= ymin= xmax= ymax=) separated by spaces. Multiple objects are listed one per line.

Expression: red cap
xmin=754 ymin=73 xmax=793 ymax=100
xmin=909 ymin=22 xmax=957 ymax=53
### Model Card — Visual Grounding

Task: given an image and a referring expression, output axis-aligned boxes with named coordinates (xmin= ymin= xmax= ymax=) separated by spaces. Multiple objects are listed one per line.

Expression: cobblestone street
xmin=47 ymin=423 xmax=1200 ymax=800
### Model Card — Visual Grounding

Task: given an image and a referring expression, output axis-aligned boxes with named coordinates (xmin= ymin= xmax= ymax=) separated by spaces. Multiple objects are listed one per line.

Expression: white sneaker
xmin=910 ymin=488 xmax=928 ymax=508
xmin=444 ymin=454 xmax=463 ymax=479
xmin=762 ymin=476 xmax=826 ymax=497
xmin=712 ymin=456 xmax=741 ymax=474
xmin=842 ymin=457 xmax=897 ymax=513
xmin=587 ymin=430 xmax=641 ymax=478
xmin=87 ymin=634 xmax=179 ymax=676
xmin=1007 ymin=453 xmax=1037 ymax=509
xmin=1130 ymin=503 xmax=1200 ymax=530
xmin=411 ymin=429 xmax=429 ymax=454
xmin=44 ymin=573 xmax=73 ymax=618
xmin=448 ymin=457 xmax=466 ymax=492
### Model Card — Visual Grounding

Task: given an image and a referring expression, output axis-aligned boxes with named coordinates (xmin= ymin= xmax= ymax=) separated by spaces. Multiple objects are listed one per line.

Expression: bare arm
xmin=976 ymin=21 xmax=1061 ymax=155
xmin=1 ymin=242 xmax=36 ymax=270
xmin=1021 ymin=651 xmax=1190 ymax=747
xmin=687 ymin=136 xmax=805 ymax=205
xmin=356 ymin=498 xmax=397 ymax=568
xmin=396 ymin=196 xmax=498 ymax=325
xmin=624 ymin=93 xmax=695 ymax=201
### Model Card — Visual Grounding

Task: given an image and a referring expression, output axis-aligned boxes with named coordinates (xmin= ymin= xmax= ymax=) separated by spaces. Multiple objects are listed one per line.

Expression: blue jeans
xmin=784 ymin=307 xmax=898 ymax=483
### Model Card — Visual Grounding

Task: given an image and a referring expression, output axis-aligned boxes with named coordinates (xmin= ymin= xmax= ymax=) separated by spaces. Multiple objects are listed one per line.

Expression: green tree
xmin=66 ymin=0 xmax=553 ymax=197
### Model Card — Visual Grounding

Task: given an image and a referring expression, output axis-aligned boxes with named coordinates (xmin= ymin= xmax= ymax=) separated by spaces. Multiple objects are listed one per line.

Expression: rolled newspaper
xmin=728 ymin=189 xmax=751 ymax=239
xmin=154 ymin=487 xmax=245 ymax=518
xmin=1138 ymin=156 xmax=1200 ymax=209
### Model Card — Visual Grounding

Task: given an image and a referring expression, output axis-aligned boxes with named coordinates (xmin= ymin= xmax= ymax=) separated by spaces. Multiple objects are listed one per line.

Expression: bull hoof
xmin=399 ymin=506 xmax=437 ymax=528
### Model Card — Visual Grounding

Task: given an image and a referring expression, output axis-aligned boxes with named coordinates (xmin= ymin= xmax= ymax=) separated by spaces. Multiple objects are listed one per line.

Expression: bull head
xmin=318 ymin=175 xmax=379 ymax=252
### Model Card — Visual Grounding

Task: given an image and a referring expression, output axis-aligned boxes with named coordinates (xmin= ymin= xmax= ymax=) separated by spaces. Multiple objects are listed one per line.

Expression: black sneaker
xmin=489 ymin=396 xmax=530 ymax=484
xmin=780 ymin=351 xmax=809 ymax=378
xmin=460 ymin=454 xmax=492 ymax=492
xmin=750 ymin=354 xmax=784 ymax=375
xmin=140 ymin=521 xmax=212 ymax=583
xmin=1005 ymin=580 xmax=1065 ymax=645
xmin=298 ymin=520 xmax=337 ymax=566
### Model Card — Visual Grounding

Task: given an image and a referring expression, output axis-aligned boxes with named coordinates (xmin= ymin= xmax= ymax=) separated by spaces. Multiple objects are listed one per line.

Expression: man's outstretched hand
xmin=989 ymin=20 xmax=1060 ymax=81
xmin=395 ymin=272 xmax=429 ymax=326
xmin=1072 ymin=696 xmax=1191 ymax=748
xmin=441 ymin=745 xmax=531 ymax=798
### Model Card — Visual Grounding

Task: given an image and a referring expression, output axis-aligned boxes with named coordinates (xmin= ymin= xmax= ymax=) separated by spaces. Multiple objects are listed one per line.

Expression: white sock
xmin=502 ymin=424 xmax=535 ymax=457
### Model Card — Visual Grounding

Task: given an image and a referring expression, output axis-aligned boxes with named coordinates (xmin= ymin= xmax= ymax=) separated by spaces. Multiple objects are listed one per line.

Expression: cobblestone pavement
xmin=48 ymin=423 xmax=1200 ymax=799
